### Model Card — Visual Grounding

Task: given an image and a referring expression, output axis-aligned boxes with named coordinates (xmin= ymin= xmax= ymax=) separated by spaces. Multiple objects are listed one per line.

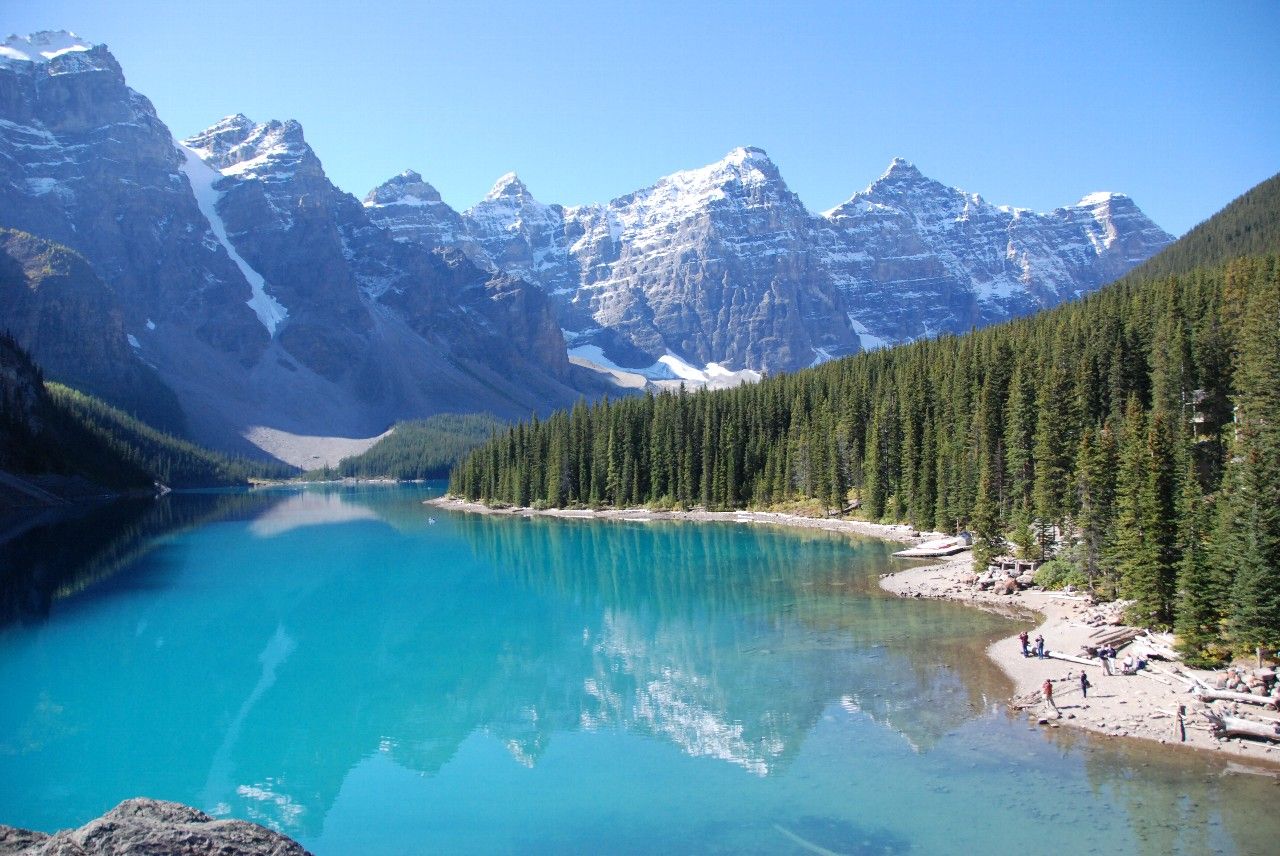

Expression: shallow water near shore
xmin=1 ymin=484 xmax=1277 ymax=854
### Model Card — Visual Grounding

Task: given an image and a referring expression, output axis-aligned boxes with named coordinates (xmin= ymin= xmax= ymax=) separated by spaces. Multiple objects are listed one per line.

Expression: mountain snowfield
xmin=0 ymin=30 xmax=1172 ymax=461
xmin=366 ymin=148 xmax=1172 ymax=378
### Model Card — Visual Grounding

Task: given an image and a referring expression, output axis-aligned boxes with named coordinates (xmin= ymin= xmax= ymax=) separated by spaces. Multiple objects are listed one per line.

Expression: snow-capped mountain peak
xmin=880 ymin=156 xmax=923 ymax=180
xmin=363 ymin=170 xmax=444 ymax=206
xmin=183 ymin=117 xmax=315 ymax=181
xmin=668 ymin=146 xmax=782 ymax=193
xmin=485 ymin=171 xmax=531 ymax=201
xmin=0 ymin=31 xmax=93 ymax=64
xmin=372 ymin=149 xmax=1170 ymax=377
xmin=1077 ymin=191 xmax=1121 ymax=207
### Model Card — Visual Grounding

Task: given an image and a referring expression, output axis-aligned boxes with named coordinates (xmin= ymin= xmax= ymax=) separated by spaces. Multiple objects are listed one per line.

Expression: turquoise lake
xmin=1 ymin=484 xmax=1277 ymax=854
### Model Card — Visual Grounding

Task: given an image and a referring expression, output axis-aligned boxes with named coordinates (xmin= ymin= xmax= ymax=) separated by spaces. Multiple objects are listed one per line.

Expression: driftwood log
xmin=1204 ymin=711 xmax=1280 ymax=742
xmin=1046 ymin=650 xmax=1102 ymax=668
xmin=1133 ymin=669 xmax=1172 ymax=686
xmin=1196 ymin=689 xmax=1279 ymax=708
xmin=1089 ymin=626 xmax=1142 ymax=645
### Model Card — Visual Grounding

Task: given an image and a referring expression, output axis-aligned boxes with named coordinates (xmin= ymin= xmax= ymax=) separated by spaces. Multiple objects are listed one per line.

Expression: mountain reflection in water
xmin=1 ymin=486 xmax=1275 ymax=855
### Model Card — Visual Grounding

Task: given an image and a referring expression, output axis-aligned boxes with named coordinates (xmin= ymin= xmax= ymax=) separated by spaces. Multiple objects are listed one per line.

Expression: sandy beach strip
xmin=426 ymin=496 xmax=926 ymax=542
xmin=880 ymin=557 xmax=1280 ymax=769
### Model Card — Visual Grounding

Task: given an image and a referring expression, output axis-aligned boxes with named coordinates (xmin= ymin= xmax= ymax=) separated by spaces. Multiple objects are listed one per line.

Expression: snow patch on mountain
xmin=569 ymin=344 xmax=761 ymax=390
xmin=0 ymin=31 xmax=92 ymax=64
xmin=178 ymin=143 xmax=288 ymax=335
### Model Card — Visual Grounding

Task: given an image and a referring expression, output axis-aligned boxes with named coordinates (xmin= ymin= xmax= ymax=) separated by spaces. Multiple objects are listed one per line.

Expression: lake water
xmin=1 ymin=484 xmax=1276 ymax=854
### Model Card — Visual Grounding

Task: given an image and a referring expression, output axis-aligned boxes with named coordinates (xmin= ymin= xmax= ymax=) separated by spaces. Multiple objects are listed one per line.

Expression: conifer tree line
xmin=451 ymin=256 xmax=1280 ymax=661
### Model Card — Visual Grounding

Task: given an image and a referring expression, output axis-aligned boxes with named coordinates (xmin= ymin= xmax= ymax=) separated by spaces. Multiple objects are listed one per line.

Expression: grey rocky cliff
xmin=819 ymin=158 xmax=1174 ymax=343
xmin=364 ymin=169 xmax=481 ymax=256
xmin=0 ymin=33 xmax=588 ymax=458
xmin=0 ymin=798 xmax=311 ymax=856
xmin=370 ymin=151 xmax=1172 ymax=374
xmin=0 ymin=33 xmax=267 ymax=368
xmin=0 ymin=229 xmax=182 ymax=431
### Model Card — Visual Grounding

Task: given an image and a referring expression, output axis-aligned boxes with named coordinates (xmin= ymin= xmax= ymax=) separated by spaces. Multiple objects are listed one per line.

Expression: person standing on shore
xmin=1042 ymin=678 xmax=1059 ymax=717
xmin=1035 ymin=634 xmax=1045 ymax=659
xmin=1019 ymin=630 xmax=1030 ymax=657
xmin=1080 ymin=671 xmax=1091 ymax=699
xmin=1099 ymin=646 xmax=1113 ymax=675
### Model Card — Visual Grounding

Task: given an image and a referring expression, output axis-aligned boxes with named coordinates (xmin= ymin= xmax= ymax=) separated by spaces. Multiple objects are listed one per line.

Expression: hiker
xmin=1019 ymin=630 xmax=1030 ymax=657
xmin=1099 ymin=645 xmax=1114 ymax=675
xmin=1035 ymin=634 xmax=1045 ymax=659
xmin=1175 ymin=705 xmax=1186 ymax=742
xmin=1042 ymin=678 xmax=1059 ymax=717
xmin=1080 ymin=671 xmax=1091 ymax=699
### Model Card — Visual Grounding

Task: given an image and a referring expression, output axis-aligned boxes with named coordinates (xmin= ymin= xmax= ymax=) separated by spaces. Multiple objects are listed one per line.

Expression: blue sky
xmin=11 ymin=0 xmax=1279 ymax=235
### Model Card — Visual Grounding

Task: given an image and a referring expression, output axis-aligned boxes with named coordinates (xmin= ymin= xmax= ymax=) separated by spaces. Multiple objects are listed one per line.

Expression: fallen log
xmin=1168 ymin=667 xmax=1209 ymax=691
xmin=1196 ymin=689 xmax=1279 ymax=708
xmin=1133 ymin=669 xmax=1172 ymax=686
xmin=1131 ymin=634 xmax=1180 ymax=661
xmin=1204 ymin=711 xmax=1280 ymax=742
xmin=1152 ymin=666 xmax=1203 ymax=693
xmin=1089 ymin=626 xmax=1141 ymax=644
xmin=1046 ymin=650 xmax=1103 ymax=667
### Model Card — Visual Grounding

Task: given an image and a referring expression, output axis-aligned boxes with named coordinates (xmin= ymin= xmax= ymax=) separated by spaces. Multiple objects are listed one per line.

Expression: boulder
xmin=0 ymin=798 xmax=311 ymax=855
xmin=995 ymin=578 xmax=1019 ymax=595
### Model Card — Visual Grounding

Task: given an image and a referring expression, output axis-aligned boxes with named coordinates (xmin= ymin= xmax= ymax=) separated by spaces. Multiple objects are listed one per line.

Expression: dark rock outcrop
xmin=0 ymin=229 xmax=183 ymax=432
xmin=0 ymin=798 xmax=311 ymax=855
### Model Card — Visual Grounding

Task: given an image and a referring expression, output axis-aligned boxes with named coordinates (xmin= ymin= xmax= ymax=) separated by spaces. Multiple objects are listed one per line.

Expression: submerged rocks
xmin=0 ymin=798 xmax=311 ymax=856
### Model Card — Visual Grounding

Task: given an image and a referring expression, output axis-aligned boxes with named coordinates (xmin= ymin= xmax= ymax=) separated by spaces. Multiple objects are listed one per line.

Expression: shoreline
xmin=429 ymin=496 xmax=1280 ymax=771
xmin=425 ymin=496 xmax=930 ymax=542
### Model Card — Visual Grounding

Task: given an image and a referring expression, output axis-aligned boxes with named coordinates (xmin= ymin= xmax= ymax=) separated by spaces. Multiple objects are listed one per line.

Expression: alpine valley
xmin=0 ymin=31 xmax=1172 ymax=462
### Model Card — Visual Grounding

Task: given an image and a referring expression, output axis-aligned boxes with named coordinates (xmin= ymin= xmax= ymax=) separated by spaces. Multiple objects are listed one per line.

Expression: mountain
xmin=0 ymin=32 xmax=589 ymax=459
xmin=0 ymin=29 xmax=1175 ymax=456
xmin=820 ymin=158 xmax=1174 ymax=344
xmin=369 ymin=151 xmax=1172 ymax=374
xmin=447 ymin=172 xmax=1280 ymax=656
xmin=0 ymin=228 xmax=183 ymax=432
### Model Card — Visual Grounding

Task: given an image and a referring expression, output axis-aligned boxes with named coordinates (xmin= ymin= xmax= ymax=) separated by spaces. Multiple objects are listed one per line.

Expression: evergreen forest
xmin=49 ymin=384 xmax=296 ymax=487
xmin=450 ymin=176 xmax=1280 ymax=663
xmin=316 ymin=413 xmax=505 ymax=481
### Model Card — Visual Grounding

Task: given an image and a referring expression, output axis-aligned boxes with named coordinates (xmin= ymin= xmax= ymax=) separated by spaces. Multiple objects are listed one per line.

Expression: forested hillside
xmin=324 ymin=413 xmax=505 ymax=480
xmin=50 ymin=385 xmax=296 ymax=488
xmin=2 ymin=331 xmax=294 ymax=500
xmin=1124 ymin=171 xmax=1279 ymax=281
xmin=450 ymin=178 xmax=1280 ymax=662
xmin=1 ymin=332 xmax=153 ymax=498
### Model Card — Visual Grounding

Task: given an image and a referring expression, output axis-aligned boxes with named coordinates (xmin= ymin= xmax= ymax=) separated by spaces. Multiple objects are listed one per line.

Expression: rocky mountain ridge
xmin=1 ymin=30 xmax=1174 ymax=458
xmin=367 ymin=149 xmax=1173 ymax=374
xmin=0 ymin=32 xmax=589 ymax=458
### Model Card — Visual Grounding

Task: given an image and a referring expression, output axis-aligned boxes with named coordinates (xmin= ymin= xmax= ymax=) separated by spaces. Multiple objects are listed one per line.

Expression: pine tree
xmin=1111 ymin=397 xmax=1168 ymax=626
xmin=1221 ymin=261 xmax=1280 ymax=651
xmin=1074 ymin=424 xmax=1117 ymax=593
xmin=1174 ymin=459 xmax=1223 ymax=664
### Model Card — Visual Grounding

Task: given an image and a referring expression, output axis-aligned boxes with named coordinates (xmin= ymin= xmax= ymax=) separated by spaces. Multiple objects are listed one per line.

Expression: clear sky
xmin=9 ymin=0 xmax=1279 ymax=235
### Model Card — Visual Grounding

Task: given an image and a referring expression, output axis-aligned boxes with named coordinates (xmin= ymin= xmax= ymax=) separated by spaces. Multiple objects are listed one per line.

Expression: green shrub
xmin=1033 ymin=558 xmax=1075 ymax=589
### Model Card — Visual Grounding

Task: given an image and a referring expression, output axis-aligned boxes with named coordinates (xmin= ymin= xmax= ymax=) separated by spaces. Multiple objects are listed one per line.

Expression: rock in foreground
xmin=0 ymin=798 xmax=311 ymax=856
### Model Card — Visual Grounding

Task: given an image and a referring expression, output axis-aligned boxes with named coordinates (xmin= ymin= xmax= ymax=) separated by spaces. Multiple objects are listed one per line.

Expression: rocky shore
xmin=425 ymin=496 xmax=926 ymax=542
xmin=0 ymin=799 xmax=311 ymax=855
xmin=431 ymin=496 xmax=1280 ymax=770
xmin=880 ymin=557 xmax=1280 ymax=769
